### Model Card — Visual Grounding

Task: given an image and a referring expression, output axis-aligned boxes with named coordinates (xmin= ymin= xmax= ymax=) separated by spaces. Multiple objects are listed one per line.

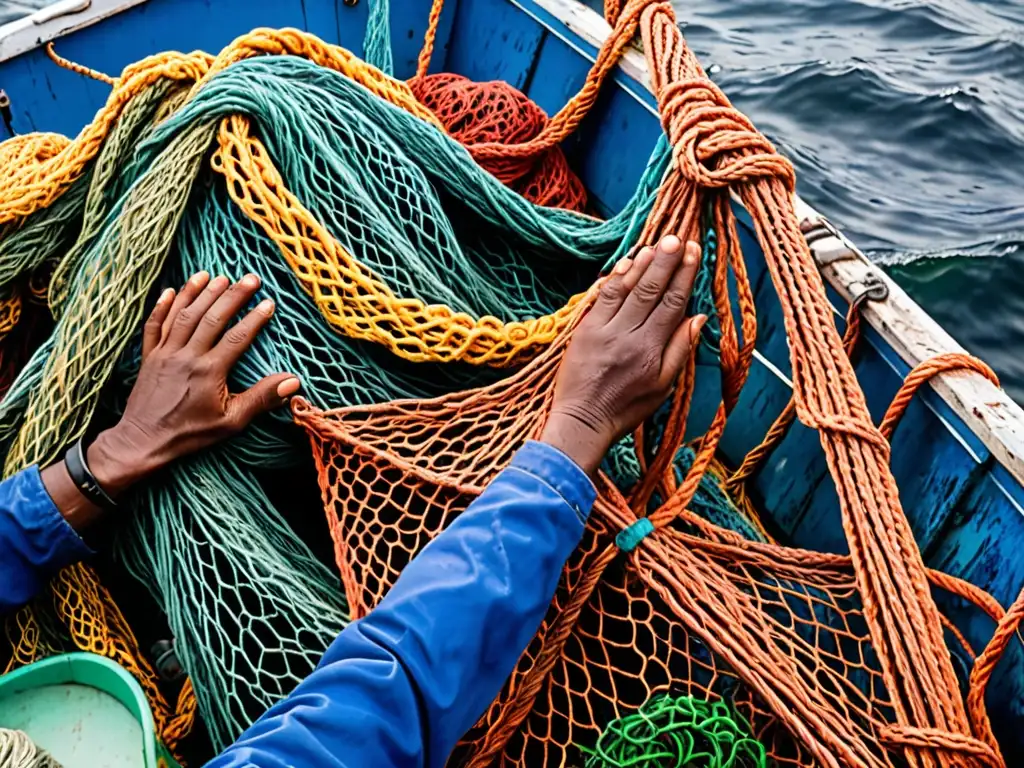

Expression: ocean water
xmin=2 ymin=0 xmax=1023 ymax=398
xmin=677 ymin=0 xmax=1024 ymax=401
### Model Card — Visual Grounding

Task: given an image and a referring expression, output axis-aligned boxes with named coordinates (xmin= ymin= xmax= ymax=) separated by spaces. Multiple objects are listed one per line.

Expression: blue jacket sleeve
xmin=207 ymin=440 xmax=596 ymax=768
xmin=0 ymin=465 xmax=93 ymax=615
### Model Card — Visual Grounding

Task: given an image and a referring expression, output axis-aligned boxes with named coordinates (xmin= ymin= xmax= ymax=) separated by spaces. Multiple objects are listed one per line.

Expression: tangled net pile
xmin=0 ymin=0 xmax=1022 ymax=765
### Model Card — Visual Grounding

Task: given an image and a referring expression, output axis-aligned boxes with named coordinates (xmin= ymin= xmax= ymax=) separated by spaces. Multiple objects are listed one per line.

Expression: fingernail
xmin=257 ymin=298 xmax=275 ymax=315
xmin=637 ymin=246 xmax=655 ymax=263
xmin=189 ymin=271 xmax=209 ymax=286
xmin=159 ymin=288 xmax=174 ymax=303
xmin=683 ymin=241 xmax=700 ymax=267
xmin=660 ymin=235 xmax=681 ymax=254
xmin=211 ymin=275 xmax=230 ymax=291
xmin=277 ymin=377 xmax=301 ymax=398
xmin=690 ymin=314 xmax=707 ymax=345
xmin=613 ymin=257 xmax=632 ymax=275
xmin=242 ymin=273 xmax=260 ymax=288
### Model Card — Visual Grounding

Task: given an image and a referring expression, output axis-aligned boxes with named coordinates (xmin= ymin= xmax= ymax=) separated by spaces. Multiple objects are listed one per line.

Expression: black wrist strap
xmin=64 ymin=438 xmax=117 ymax=511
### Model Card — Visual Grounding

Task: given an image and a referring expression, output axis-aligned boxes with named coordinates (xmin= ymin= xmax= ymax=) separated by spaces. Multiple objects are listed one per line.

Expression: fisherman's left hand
xmin=85 ymin=272 xmax=301 ymax=496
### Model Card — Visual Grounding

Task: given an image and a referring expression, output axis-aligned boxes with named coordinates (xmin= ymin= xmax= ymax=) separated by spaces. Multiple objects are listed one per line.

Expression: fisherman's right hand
xmin=85 ymin=271 xmax=301 ymax=496
xmin=540 ymin=235 xmax=706 ymax=476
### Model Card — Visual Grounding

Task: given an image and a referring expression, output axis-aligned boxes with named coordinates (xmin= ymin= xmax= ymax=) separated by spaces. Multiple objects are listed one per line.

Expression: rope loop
xmin=659 ymin=81 xmax=795 ymax=191
xmin=880 ymin=353 xmax=1000 ymax=441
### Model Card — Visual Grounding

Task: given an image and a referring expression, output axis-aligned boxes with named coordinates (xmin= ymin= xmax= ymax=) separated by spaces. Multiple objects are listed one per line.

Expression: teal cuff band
xmin=615 ymin=517 xmax=655 ymax=553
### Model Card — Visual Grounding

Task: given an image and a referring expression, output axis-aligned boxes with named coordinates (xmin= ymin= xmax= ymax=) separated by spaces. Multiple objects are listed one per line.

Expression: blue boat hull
xmin=0 ymin=0 xmax=1020 ymax=755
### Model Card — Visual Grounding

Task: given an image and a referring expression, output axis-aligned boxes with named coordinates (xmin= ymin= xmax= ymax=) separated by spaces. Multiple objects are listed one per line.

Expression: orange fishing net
xmin=291 ymin=1 xmax=1024 ymax=766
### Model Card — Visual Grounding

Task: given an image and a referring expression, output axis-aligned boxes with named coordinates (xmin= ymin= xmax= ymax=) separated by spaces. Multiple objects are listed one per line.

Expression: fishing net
xmin=0 ymin=0 xmax=1020 ymax=765
xmin=0 ymin=21 xmax=660 ymax=755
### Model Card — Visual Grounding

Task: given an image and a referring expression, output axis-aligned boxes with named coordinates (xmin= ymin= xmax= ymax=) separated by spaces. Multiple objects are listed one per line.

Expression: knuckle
xmin=640 ymin=350 xmax=661 ymax=377
xmin=223 ymin=326 xmax=250 ymax=346
xmin=598 ymin=279 xmax=623 ymax=303
xmin=201 ymin=310 xmax=223 ymax=329
xmin=633 ymin=280 xmax=662 ymax=302
xmin=661 ymin=289 xmax=689 ymax=312
xmin=174 ymin=308 xmax=194 ymax=327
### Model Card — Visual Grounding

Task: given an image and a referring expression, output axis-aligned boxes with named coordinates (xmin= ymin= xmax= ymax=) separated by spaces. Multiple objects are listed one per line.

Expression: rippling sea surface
xmin=679 ymin=0 xmax=1024 ymax=400
xmin=2 ymin=0 xmax=1023 ymax=397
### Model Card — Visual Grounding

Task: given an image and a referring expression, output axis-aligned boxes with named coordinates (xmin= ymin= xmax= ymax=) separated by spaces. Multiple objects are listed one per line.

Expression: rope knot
xmin=657 ymin=79 xmax=795 ymax=191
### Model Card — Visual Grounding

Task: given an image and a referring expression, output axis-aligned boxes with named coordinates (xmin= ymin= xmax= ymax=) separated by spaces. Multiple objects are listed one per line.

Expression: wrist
xmin=539 ymin=410 xmax=614 ymax=477
xmin=86 ymin=426 xmax=161 ymax=497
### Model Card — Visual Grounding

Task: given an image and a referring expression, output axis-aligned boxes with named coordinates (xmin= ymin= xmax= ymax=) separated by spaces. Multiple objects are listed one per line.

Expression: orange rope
xmin=45 ymin=42 xmax=116 ymax=85
xmin=968 ymin=588 xmax=1024 ymax=756
xmin=726 ymin=300 xmax=863 ymax=495
xmin=879 ymin=353 xmax=1000 ymax=441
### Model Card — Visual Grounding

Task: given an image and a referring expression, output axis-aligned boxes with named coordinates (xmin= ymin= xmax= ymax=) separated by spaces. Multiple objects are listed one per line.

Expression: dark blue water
xmin=677 ymin=0 xmax=1024 ymax=400
xmin=3 ymin=0 xmax=1023 ymax=397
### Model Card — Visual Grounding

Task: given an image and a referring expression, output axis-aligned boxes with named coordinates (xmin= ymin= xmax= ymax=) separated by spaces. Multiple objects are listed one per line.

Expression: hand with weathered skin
xmin=42 ymin=272 xmax=299 ymax=529
xmin=541 ymin=235 xmax=705 ymax=475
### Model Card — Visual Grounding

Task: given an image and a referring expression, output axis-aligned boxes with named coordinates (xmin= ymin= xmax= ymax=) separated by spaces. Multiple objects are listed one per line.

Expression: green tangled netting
xmin=581 ymin=695 xmax=769 ymax=768
xmin=0 ymin=39 xmax=763 ymax=754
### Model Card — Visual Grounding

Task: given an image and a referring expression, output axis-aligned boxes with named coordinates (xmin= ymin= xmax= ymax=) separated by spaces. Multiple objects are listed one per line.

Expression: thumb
xmin=227 ymin=373 xmax=302 ymax=426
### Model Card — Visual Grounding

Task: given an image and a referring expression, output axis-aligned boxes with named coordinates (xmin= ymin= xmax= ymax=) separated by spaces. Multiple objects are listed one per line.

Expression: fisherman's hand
xmin=85 ymin=272 xmax=300 ymax=496
xmin=540 ymin=236 xmax=705 ymax=476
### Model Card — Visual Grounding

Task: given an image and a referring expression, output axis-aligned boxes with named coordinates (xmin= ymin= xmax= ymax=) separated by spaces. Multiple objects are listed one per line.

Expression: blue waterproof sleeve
xmin=207 ymin=440 xmax=596 ymax=768
xmin=0 ymin=465 xmax=93 ymax=615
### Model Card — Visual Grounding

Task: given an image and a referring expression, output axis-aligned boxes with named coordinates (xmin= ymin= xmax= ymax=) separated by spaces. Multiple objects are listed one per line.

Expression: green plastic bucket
xmin=0 ymin=652 xmax=179 ymax=768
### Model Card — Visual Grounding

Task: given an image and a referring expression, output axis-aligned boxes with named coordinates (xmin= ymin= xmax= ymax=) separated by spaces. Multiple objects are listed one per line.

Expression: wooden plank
xmin=394 ymin=0 xmax=458 ymax=78
xmin=748 ymin=262 xmax=833 ymax=540
xmin=443 ymin=0 xmax=546 ymax=89
xmin=928 ymin=469 xmax=1024 ymax=754
xmin=0 ymin=0 xmax=444 ymax=139
xmin=1 ymin=46 xmax=110 ymax=137
xmin=525 ymin=31 xmax=660 ymax=215
xmin=0 ymin=0 xmax=150 ymax=63
xmin=297 ymin=0 xmax=343 ymax=43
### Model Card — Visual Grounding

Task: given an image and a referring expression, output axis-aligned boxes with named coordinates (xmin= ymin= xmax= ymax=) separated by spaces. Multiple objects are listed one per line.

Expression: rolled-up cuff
xmin=507 ymin=441 xmax=597 ymax=525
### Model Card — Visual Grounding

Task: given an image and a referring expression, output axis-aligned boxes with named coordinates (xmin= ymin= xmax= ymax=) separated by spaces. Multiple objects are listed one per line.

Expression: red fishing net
xmin=410 ymin=73 xmax=587 ymax=211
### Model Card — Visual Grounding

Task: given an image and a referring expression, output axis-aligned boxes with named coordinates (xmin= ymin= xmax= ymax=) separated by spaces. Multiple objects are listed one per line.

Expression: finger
xmin=608 ymin=255 xmax=633 ymax=276
xmin=188 ymin=273 xmax=262 ymax=353
xmin=621 ymin=246 xmax=655 ymax=292
xmin=164 ymin=275 xmax=230 ymax=350
xmin=161 ymin=272 xmax=210 ymax=342
xmin=210 ymin=297 xmax=276 ymax=368
xmin=227 ymin=373 xmax=301 ymax=428
xmin=617 ymin=235 xmax=684 ymax=327
xmin=661 ymin=314 xmax=706 ymax=385
xmin=142 ymin=288 xmax=175 ymax=359
xmin=586 ymin=248 xmax=654 ymax=325
xmin=648 ymin=240 xmax=701 ymax=332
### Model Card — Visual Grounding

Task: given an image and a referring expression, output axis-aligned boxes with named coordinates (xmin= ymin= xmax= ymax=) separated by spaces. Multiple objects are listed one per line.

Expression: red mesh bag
xmin=410 ymin=73 xmax=588 ymax=211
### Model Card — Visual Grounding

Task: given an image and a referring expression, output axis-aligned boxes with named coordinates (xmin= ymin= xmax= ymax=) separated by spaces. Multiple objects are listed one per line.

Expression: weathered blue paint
xmin=0 ymin=0 xmax=1020 ymax=753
